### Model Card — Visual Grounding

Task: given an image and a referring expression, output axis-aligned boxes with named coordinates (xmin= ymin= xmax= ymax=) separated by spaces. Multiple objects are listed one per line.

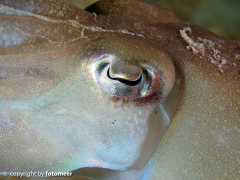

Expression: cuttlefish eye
xmin=84 ymin=35 xmax=176 ymax=102
xmin=71 ymin=35 xmax=182 ymax=178
xmin=91 ymin=54 xmax=151 ymax=98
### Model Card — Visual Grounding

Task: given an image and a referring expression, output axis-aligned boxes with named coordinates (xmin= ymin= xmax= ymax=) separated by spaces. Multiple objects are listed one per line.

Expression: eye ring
xmin=90 ymin=54 xmax=153 ymax=98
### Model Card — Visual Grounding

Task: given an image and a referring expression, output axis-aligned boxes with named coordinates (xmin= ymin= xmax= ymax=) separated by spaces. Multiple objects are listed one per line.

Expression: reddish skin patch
xmin=112 ymin=96 xmax=120 ymax=102
xmin=131 ymin=75 xmax=163 ymax=107
xmin=110 ymin=88 xmax=162 ymax=108
xmin=133 ymin=89 xmax=162 ymax=107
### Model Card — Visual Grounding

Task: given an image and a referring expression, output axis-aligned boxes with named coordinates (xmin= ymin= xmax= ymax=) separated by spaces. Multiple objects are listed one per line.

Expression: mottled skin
xmin=0 ymin=0 xmax=239 ymax=180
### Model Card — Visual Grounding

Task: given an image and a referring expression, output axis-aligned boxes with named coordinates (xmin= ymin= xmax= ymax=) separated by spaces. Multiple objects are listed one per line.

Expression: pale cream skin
xmin=0 ymin=0 xmax=239 ymax=180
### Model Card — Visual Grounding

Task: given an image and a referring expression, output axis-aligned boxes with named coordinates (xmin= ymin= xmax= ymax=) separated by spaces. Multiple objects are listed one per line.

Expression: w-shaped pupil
xmin=107 ymin=68 xmax=142 ymax=86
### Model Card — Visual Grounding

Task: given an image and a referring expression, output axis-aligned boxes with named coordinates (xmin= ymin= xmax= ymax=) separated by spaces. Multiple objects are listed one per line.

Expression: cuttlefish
xmin=0 ymin=0 xmax=239 ymax=180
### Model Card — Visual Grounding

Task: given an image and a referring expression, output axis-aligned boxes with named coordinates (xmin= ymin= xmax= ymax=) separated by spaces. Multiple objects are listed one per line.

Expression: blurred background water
xmin=65 ymin=0 xmax=240 ymax=42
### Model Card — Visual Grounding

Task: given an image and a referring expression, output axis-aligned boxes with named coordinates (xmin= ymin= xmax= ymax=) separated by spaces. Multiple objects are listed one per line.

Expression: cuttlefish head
xmin=0 ymin=0 xmax=239 ymax=180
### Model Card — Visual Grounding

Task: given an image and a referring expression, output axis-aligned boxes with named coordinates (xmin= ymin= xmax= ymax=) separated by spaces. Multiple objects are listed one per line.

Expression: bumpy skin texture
xmin=0 ymin=0 xmax=239 ymax=180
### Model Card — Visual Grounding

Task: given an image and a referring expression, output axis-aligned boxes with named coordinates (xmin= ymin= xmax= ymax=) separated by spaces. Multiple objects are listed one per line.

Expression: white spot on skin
xmin=169 ymin=147 xmax=175 ymax=153
xmin=218 ymin=105 xmax=225 ymax=111
xmin=92 ymin=12 xmax=97 ymax=21
xmin=180 ymin=27 xmax=237 ymax=73
xmin=222 ymin=126 xmax=232 ymax=133
xmin=130 ymin=131 xmax=135 ymax=138
xmin=80 ymin=27 xmax=87 ymax=38
xmin=237 ymin=157 xmax=240 ymax=165
xmin=200 ymin=80 xmax=208 ymax=90
xmin=179 ymin=27 xmax=205 ymax=55
xmin=134 ymin=116 xmax=139 ymax=124
xmin=210 ymin=126 xmax=232 ymax=146
xmin=221 ymin=57 xmax=227 ymax=65
xmin=211 ymin=131 xmax=227 ymax=146
xmin=187 ymin=117 xmax=196 ymax=128
xmin=235 ymin=55 xmax=240 ymax=59
xmin=28 ymin=148 xmax=37 ymax=154
xmin=0 ymin=72 xmax=6 ymax=78
xmin=188 ymin=153 xmax=194 ymax=159
xmin=180 ymin=165 xmax=192 ymax=175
